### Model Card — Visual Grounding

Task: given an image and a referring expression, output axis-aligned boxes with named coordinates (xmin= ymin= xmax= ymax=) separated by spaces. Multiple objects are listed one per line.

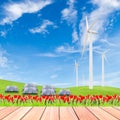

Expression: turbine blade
xmin=94 ymin=50 xmax=102 ymax=54
xmin=104 ymin=49 xmax=110 ymax=54
xmin=88 ymin=20 xmax=97 ymax=31
xmin=82 ymin=32 xmax=88 ymax=56
xmin=101 ymin=39 xmax=117 ymax=47
xmin=86 ymin=16 xmax=89 ymax=30
xmin=104 ymin=55 xmax=109 ymax=63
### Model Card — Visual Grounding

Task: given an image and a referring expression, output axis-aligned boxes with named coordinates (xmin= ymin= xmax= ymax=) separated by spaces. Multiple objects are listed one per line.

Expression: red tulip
xmin=80 ymin=95 xmax=85 ymax=100
xmin=69 ymin=95 xmax=73 ymax=99
xmin=13 ymin=95 xmax=18 ymax=99
xmin=118 ymin=97 xmax=120 ymax=101
xmin=99 ymin=95 xmax=103 ymax=99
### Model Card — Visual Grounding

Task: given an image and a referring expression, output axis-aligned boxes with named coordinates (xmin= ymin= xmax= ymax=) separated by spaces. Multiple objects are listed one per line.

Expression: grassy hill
xmin=0 ymin=79 xmax=42 ymax=95
xmin=67 ymin=86 xmax=120 ymax=95
xmin=0 ymin=79 xmax=120 ymax=95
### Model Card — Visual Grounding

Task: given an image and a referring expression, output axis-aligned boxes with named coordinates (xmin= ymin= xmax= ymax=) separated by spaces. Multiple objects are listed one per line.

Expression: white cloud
xmin=72 ymin=29 xmax=79 ymax=43
xmin=35 ymin=52 xmax=61 ymax=58
xmin=56 ymin=44 xmax=80 ymax=54
xmin=35 ymin=44 xmax=101 ymax=58
xmin=35 ymin=44 xmax=81 ymax=58
xmin=55 ymin=44 xmax=101 ymax=55
xmin=105 ymin=71 xmax=120 ymax=79
xmin=0 ymin=0 xmax=52 ymax=25
xmin=92 ymin=0 xmax=120 ymax=8
xmin=80 ymin=0 xmax=120 ymax=46
xmin=0 ymin=55 xmax=8 ymax=68
xmin=29 ymin=20 xmax=56 ymax=34
xmin=61 ymin=0 xmax=79 ymax=42
xmin=0 ymin=46 xmax=8 ymax=68
xmin=0 ymin=31 xmax=7 ymax=37
xmin=61 ymin=2 xmax=77 ymax=25
xmin=50 ymin=74 xmax=58 ymax=79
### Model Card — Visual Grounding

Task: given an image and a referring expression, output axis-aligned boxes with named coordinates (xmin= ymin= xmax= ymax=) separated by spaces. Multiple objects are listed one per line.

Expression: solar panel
xmin=23 ymin=86 xmax=38 ymax=91
xmin=41 ymin=88 xmax=55 ymax=96
xmin=5 ymin=86 xmax=19 ymax=92
xmin=59 ymin=89 xmax=71 ymax=96
xmin=23 ymin=87 xmax=38 ymax=94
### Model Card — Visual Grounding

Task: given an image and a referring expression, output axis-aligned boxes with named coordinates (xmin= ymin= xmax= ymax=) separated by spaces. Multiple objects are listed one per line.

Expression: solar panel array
xmin=4 ymin=84 xmax=71 ymax=96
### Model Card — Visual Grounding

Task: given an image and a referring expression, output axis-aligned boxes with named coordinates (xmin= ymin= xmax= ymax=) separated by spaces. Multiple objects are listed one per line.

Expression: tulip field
xmin=0 ymin=79 xmax=120 ymax=106
xmin=0 ymin=94 xmax=120 ymax=106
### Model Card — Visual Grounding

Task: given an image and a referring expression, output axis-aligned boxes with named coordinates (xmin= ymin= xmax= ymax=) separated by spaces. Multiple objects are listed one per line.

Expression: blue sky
xmin=0 ymin=0 xmax=120 ymax=88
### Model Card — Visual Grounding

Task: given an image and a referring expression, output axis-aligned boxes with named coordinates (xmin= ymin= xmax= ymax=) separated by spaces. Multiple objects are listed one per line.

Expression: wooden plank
xmin=114 ymin=107 xmax=120 ymax=111
xmin=3 ymin=107 xmax=32 ymax=120
xmin=0 ymin=107 xmax=6 ymax=111
xmin=0 ymin=107 xmax=19 ymax=119
xmin=73 ymin=107 xmax=98 ymax=120
xmin=22 ymin=107 xmax=45 ymax=120
xmin=41 ymin=107 xmax=59 ymax=120
xmin=60 ymin=107 xmax=78 ymax=120
xmin=101 ymin=107 xmax=120 ymax=119
xmin=87 ymin=107 xmax=118 ymax=120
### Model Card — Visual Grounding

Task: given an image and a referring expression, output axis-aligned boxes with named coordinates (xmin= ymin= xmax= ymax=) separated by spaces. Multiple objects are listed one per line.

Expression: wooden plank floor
xmin=0 ymin=107 xmax=120 ymax=120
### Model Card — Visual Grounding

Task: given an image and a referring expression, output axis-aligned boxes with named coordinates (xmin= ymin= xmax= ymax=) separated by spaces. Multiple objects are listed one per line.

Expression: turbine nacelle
xmin=94 ymin=49 xmax=110 ymax=63
xmin=74 ymin=60 xmax=79 ymax=68
xmin=88 ymin=30 xmax=97 ymax=34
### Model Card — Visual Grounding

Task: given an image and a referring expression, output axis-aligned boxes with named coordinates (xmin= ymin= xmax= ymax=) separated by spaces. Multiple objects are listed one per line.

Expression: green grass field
xmin=0 ymin=79 xmax=120 ymax=106
xmin=0 ymin=79 xmax=120 ymax=95
xmin=66 ymin=86 xmax=120 ymax=95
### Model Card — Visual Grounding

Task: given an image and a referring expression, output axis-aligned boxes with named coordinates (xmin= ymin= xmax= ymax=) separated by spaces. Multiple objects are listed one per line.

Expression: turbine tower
xmin=95 ymin=50 xmax=109 ymax=87
xmin=74 ymin=60 xmax=79 ymax=87
xmin=82 ymin=16 xmax=97 ymax=89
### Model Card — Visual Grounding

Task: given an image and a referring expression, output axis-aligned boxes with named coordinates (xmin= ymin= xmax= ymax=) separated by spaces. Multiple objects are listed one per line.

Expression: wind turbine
xmin=82 ymin=16 xmax=97 ymax=89
xmin=95 ymin=50 xmax=109 ymax=87
xmin=74 ymin=60 xmax=79 ymax=87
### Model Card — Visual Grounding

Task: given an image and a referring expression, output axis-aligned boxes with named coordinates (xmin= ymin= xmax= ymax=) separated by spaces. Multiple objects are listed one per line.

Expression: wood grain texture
xmin=0 ymin=107 xmax=18 ymax=119
xmin=22 ymin=107 xmax=45 ymax=120
xmin=114 ymin=107 xmax=120 ymax=111
xmin=60 ymin=107 xmax=78 ymax=120
xmin=101 ymin=107 xmax=120 ymax=119
xmin=3 ymin=107 xmax=32 ymax=120
xmin=0 ymin=107 xmax=120 ymax=120
xmin=73 ymin=107 xmax=98 ymax=120
xmin=41 ymin=107 xmax=59 ymax=120
xmin=0 ymin=107 xmax=6 ymax=111
xmin=87 ymin=107 xmax=118 ymax=120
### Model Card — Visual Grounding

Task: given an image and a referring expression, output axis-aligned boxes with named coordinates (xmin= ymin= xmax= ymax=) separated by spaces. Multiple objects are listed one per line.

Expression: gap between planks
xmin=87 ymin=107 xmax=118 ymax=120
